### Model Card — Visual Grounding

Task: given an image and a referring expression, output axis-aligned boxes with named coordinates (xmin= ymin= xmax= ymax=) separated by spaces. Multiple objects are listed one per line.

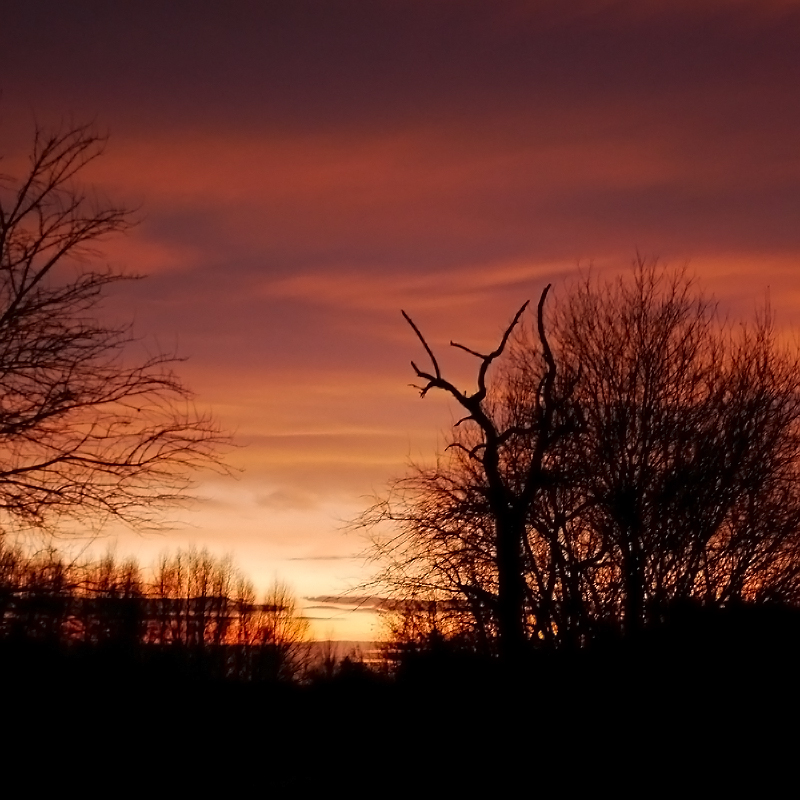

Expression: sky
xmin=2 ymin=0 xmax=800 ymax=639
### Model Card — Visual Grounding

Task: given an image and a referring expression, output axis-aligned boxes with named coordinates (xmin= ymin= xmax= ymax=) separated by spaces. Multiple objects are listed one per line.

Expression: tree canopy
xmin=367 ymin=261 xmax=800 ymax=660
xmin=0 ymin=123 xmax=226 ymax=533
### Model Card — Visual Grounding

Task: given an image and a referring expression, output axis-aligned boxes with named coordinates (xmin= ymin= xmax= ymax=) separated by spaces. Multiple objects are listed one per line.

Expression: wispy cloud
xmin=288 ymin=555 xmax=357 ymax=562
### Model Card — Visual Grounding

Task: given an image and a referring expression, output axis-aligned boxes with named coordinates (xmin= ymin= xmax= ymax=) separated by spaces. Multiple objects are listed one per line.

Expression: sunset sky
xmin=2 ymin=1 xmax=800 ymax=639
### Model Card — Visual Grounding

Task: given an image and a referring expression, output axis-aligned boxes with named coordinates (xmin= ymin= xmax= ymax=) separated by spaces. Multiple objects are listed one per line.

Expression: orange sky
xmin=2 ymin=1 xmax=800 ymax=639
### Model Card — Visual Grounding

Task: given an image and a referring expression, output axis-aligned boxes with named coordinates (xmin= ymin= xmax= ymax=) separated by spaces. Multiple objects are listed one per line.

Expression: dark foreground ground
xmin=3 ymin=605 xmax=799 ymax=792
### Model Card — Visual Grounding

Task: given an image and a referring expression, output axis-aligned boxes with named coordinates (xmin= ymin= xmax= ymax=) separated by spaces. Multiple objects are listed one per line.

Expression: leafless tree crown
xmin=364 ymin=260 xmax=800 ymax=658
xmin=0 ymin=123 xmax=227 ymax=533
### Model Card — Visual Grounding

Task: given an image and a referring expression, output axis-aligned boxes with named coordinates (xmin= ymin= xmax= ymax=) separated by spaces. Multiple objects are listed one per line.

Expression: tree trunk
xmin=496 ymin=515 xmax=528 ymax=664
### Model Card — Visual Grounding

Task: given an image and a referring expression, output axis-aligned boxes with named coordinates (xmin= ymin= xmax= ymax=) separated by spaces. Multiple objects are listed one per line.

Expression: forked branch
xmin=402 ymin=291 xmax=545 ymax=407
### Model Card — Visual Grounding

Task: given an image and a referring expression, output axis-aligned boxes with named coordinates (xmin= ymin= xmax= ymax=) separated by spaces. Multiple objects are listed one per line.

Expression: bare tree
xmin=147 ymin=546 xmax=237 ymax=648
xmin=79 ymin=549 xmax=145 ymax=645
xmin=367 ymin=259 xmax=800 ymax=657
xmin=0 ymin=123 xmax=225 ymax=534
xmin=367 ymin=286 xmax=579 ymax=664
xmin=552 ymin=262 xmax=800 ymax=632
xmin=250 ymin=580 xmax=311 ymax=681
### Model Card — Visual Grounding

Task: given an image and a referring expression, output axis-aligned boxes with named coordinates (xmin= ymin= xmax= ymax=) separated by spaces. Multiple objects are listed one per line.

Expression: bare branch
xmin=402 ymin=310 xmax=441 ymax=380
xmin=449 ymin=341 xmax=486 ymax=359
xmin=445 ymin=441 xmax=486 ymax=461
xmin=475 ymin=300 xmax=530 ymax=401
xmin=0 ymin=123 xmax=228 ymax=533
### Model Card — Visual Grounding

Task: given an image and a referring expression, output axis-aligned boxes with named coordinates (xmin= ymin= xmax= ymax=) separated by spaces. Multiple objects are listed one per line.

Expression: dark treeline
xmin=0 ymin=539 xmax=314 ymax=685
xmin=8 ymin=579 xmax=798 ymax=792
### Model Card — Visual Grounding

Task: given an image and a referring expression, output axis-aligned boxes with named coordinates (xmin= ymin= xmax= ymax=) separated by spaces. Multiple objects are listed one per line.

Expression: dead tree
xmin=401 ymin=286 xmax=574 ymax=663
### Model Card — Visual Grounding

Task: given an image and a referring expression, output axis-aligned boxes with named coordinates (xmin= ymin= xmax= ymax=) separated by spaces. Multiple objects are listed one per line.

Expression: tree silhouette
xmin=0 ymin=123 xmax=225 ymax=534
xmin=367 ymin=260 xmax=800 ymax=659
xmin=79 ymin=550 xmax=145 ymax=647
xmin=243 ymin=580 xmax=311 ymax=681
xmin=552 ymin=264 xmax=800 ymax=632
xmin=366 ymin=284 xmax=580 ymax=664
